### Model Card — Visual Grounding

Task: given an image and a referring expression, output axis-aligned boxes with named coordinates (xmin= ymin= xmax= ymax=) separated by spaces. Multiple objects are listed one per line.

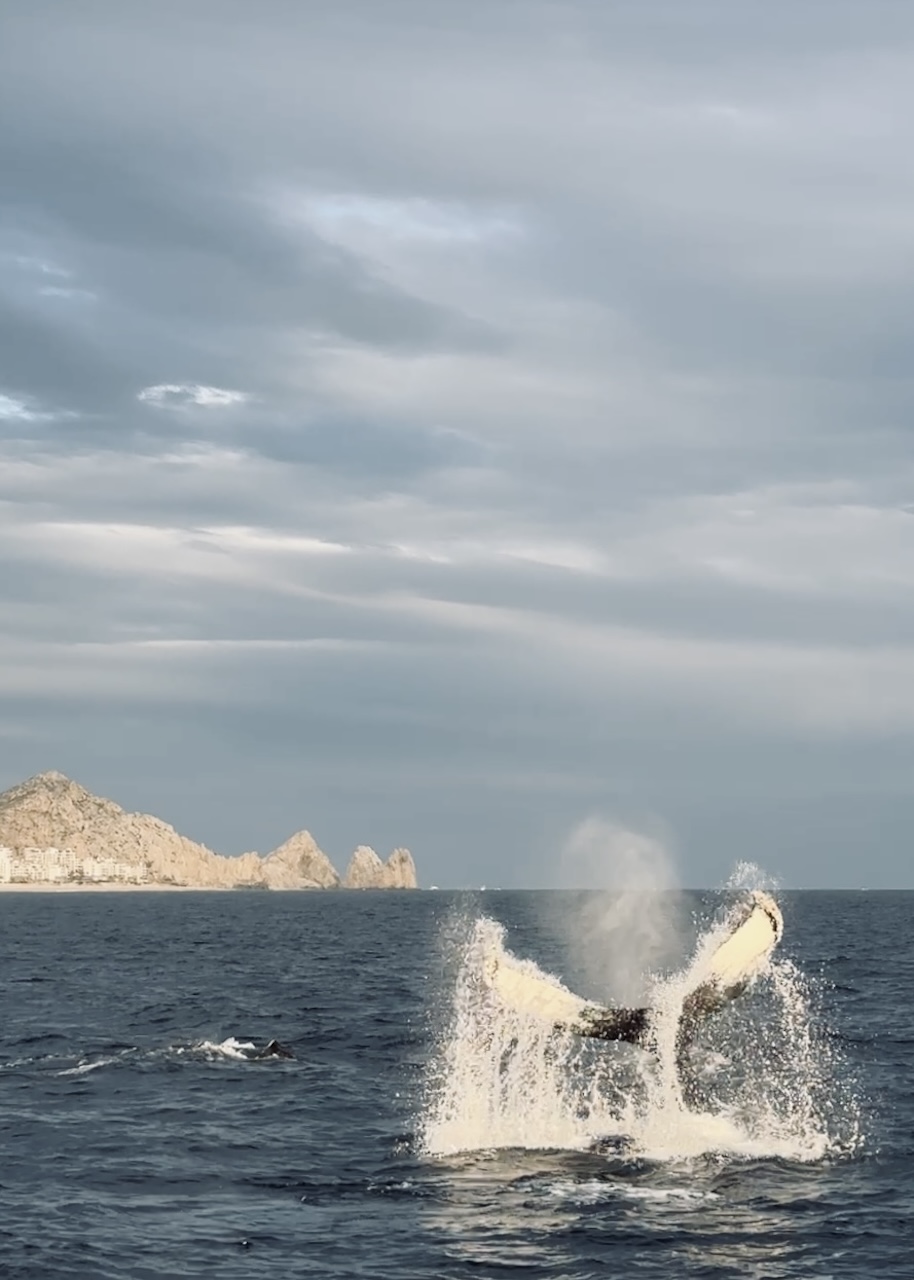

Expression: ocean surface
xmin=0 ymin=888 xmax=909 ymax=1278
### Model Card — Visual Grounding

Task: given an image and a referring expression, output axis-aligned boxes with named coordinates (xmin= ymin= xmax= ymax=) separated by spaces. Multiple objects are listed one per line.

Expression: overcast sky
xmin=2 ymin=1 xmax=913 ymax=888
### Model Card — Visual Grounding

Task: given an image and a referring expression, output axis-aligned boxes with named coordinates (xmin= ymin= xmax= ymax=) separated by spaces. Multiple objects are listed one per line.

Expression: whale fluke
xmin=483 ymin=889 xmax=784 ymax=1047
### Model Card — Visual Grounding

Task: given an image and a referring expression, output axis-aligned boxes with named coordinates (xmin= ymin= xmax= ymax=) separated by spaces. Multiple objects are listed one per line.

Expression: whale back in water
xmin=251 ymin=1039 xmax=294 ymax=1060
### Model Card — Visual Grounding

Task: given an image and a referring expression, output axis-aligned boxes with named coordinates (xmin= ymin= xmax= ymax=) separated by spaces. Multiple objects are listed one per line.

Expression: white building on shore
xmin=0 ymin=845 xmax=147 ymax=884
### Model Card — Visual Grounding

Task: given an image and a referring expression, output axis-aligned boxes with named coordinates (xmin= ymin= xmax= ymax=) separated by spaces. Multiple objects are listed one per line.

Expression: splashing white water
xmin=57 ymin=1054 xmax=126 ymax=1077
xmin=725 ymin=860 xmax=780 ymax=895
xmin=194 ymin=1037 xmax=258 ymax=1060
xmin=421 ymin=894 xmax=861 ymax=1163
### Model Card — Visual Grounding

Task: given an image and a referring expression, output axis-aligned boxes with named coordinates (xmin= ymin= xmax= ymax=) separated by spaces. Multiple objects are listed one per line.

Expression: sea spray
xmin=555 ymin=818 xmax=684 ymax=1007
xmin=726 ymin=859 xmax=781 ymax=895
xmin=422 ymin=889 xmax=862 ymax=1162
xmin=420 ymin=915 xmax=631 ymax=1154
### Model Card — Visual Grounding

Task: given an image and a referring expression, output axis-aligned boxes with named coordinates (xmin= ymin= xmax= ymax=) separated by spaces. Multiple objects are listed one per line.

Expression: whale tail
xmin=482 ymin=890 xmax=784 ymax=1050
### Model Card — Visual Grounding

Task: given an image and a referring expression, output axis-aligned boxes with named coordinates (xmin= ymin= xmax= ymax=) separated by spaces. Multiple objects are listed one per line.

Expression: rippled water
xmin=0 ymin=889 xmax=909 ymax=1277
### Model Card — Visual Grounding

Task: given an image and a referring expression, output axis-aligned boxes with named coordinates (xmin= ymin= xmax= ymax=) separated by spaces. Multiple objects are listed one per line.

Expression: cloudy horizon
xmin=2 ymin=2 xmax=913 ymax=888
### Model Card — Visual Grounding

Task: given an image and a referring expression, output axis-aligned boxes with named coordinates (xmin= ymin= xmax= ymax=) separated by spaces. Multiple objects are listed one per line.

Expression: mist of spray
xmin=557 ymin=818 xmax=685 ymax=1007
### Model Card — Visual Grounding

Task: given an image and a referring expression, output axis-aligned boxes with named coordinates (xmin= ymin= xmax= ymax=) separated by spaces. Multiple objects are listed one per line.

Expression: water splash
xmin=421 ymin=916 xmax=617 ymax=1155
xmin=725 ymin=860 xmax=780 ymax=894
xmin=193 ymin=1036 xmax=258 ymax=1061
xmin=421 ymin=893 xmax=861 ymax=1163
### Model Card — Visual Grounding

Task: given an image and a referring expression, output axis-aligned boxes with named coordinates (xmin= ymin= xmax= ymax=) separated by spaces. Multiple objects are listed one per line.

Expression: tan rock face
xmin=343 ymin=845 xmax=386 ymax=888
xmin=384 ymin=847 xmax=418 ymax=889
xmin=0 ymin=772 xmax=266 ymax=887
xmin=0 ymin=772 xmax=418 ymax=890
xmin=343 ymin=844 xmax=418 ymax=889
xmin=261 ymin=830 xmax=340 ymax=889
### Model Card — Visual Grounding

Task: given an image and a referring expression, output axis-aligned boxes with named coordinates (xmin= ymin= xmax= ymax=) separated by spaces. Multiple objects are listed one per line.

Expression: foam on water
xmin=421 ymin=892 xmax=861 ymax=1163
xmin=194 ymin=1036 xmax=258 ymax=1060
xmin=57 ymin=1055 xmax=123 ymax=1076
xmin=4 ymin=1037 xmax=284 ymax=1075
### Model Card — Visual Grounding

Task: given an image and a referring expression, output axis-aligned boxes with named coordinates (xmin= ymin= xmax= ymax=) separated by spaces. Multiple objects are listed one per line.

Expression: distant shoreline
xmin=0 ymin=773 xmax=419 ymax=890
xmin=0 ymin=883 xmax=251 ymax=893
xmin=0 ymin=882 xmax=420 ymax=893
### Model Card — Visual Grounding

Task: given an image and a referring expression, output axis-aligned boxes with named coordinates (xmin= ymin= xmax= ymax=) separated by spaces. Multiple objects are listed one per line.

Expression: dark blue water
xmin=0 ymin=890 xmax=909 ymax=1278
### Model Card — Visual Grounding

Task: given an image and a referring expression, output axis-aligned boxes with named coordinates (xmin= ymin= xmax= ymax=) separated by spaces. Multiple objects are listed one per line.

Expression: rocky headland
xmin=0 ymin=772 xmax=418 ymax=890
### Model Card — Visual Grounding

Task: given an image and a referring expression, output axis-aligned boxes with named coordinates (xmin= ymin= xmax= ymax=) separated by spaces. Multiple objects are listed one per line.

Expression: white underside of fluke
xmin=692 ymin=890 xmax=783 ymax=994
xmin=482 ymin=951 xmax=590 ymax=1026
xmin=482 ymin=890 xmax=783 ymax=1031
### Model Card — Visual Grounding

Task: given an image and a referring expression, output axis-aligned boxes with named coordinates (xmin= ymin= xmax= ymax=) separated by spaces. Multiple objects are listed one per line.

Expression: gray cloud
xmin=2 ymin=1 xmax=914 ymax=886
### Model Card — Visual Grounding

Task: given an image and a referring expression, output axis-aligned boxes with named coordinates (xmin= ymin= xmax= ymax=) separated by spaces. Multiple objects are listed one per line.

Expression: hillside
xmin=0 ymin=772 xmax=418 ymax=889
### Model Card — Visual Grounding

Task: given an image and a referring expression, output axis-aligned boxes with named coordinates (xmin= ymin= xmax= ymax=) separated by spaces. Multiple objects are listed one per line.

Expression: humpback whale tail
xmin=482 ymin=889 xmax=784 ymax=1054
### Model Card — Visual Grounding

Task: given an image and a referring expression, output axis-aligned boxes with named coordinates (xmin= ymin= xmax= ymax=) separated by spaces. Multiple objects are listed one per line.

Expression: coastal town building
xmin=0 ymin=844 xmax=147 ymax=884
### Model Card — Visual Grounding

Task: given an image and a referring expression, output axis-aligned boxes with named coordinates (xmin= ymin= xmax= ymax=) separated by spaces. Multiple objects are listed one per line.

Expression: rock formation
xmin=261 ymin=830 xmax=340 ymax=889
xmin=0 ymin=772 xmax=418 ymax=890
xmin=343 ymin=844 xmax=419 ymax=889
xmin=343 ymin=845 xmax=386 ymax=889
xmin=0 ymin=771 xmax=262 ymax=887
xmin=384 ymin=847 xmax=418 ymax=889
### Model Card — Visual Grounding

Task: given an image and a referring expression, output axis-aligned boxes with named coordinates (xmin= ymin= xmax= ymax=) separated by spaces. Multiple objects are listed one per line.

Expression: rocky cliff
xmin=343 ymin=844 xmax=419 ymax=889
xmin=261 ymin=830 xmax=340 ymax=889
xmin=384 ymin=847 xmax=419 ymax=889
xmin=0 ymin=772 xmax=418 ymax=890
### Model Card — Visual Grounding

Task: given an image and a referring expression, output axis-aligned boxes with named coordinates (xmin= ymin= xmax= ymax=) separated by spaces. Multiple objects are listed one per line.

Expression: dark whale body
xmin=250 ymin=1039 xmax=294 ymax=1060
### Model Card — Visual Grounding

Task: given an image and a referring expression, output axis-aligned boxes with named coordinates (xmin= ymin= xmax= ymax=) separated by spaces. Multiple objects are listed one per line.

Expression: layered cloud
xmin=2 ymin=1 xmax=913 ymax=884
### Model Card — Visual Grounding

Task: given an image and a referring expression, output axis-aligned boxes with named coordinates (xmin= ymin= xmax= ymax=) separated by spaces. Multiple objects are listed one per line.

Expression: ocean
xmin=0 ymin=888 xmax=908 ymax=1278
